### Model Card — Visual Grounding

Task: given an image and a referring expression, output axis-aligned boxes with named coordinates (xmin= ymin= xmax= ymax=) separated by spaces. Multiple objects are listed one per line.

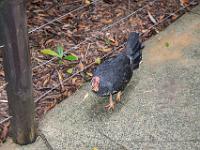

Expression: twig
xmin=101 ymin=0 xmax=158 ymax=31
xmin=0 ymin=116 xmax=12 ymax=124
xmin=32 ymin=0 xmax=159 ymax=71
xmin=34 ymin=43 xmax=125 ymax=103
xmin=34 ymin=1 xmax=194 ymax=103
xmin=0 ymin=100 xmax=8 ymax=103
xmin=28 ymin=0 xmax=100 ymax=34
xmin=0 ymin=83 xmax=8 ymax=92
xmin=84 ymin=43 xmax=91 ymax=60
xmin=37 ymin=131 xmax=54 ymax=150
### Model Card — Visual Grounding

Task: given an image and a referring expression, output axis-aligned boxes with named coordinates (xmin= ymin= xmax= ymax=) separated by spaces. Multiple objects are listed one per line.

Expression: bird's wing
xmin=96 ymin=54 xmax=132 ymax=91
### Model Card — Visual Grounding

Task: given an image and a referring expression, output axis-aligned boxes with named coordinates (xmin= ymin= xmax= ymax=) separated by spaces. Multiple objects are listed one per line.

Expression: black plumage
xmin=91 ymin=32 xmax=143 ymax=110
xmin=93 ymin=53 xmax=133 ymax=96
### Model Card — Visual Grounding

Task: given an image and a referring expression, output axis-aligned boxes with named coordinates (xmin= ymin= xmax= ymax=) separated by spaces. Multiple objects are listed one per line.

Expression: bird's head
xmin=91 ymin=76 xmax=100 ymax=92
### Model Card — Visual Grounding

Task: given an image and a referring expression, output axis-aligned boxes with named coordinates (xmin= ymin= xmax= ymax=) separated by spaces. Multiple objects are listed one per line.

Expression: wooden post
xmin=0 ymin=0 xmax=36 ymax=144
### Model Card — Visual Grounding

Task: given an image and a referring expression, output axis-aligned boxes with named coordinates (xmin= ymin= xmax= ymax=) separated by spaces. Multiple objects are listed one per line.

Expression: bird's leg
xmin=105 ymin=94 xmax=115 ymax=111
xmin=116 ymin=91 xmax=122 ymax=103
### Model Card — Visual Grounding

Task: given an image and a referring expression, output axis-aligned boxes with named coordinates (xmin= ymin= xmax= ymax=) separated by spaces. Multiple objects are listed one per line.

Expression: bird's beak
xmin=92 ymin=84 xmax=99 ymax=92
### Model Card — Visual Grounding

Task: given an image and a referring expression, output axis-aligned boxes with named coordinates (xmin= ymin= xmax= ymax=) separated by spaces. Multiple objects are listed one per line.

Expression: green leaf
xmin=105 ymin=38 xmax=111 ymax=46
xmin=58 ymin=60 xmax=63 ymax=65
xmin=57 ymin=46 xmax=64 ymax=59
xmin=64 ymin=54 xmax=78 ymax=61
xmin=165 ymin=42 xmax=170 ymax=48
xmin=95 ymin=57 xmax=101 ymax=64
xmin=66 ymin=68 xmax=73 ymax=74
xmin=41 ymin=49 xmax=59 ymax=57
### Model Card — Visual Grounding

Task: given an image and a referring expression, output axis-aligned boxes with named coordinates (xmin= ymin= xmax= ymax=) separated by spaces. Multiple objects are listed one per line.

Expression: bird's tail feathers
xmin=125 ymin=32 xmax=143 ymax=70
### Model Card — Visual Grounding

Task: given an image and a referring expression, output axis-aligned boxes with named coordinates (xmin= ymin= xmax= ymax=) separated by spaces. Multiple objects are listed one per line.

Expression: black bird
xmin=91 ymin=32 xmax=143 ymax=110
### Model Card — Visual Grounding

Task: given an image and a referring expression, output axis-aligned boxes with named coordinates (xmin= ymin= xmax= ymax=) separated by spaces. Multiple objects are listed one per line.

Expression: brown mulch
xmin=0 ymin=0 xmax=198 ymax=144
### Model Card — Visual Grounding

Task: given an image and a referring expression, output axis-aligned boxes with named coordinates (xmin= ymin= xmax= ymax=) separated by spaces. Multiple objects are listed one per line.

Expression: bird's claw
xmin=105 ymin=94 xmax=115 ymax=111
xmin=104 ymin=102 xmax=115 ymax=111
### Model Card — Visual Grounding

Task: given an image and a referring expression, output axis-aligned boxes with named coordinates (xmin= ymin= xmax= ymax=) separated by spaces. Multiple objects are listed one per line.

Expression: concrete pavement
xmin=1 ymin=4 xmax=200 ymax=150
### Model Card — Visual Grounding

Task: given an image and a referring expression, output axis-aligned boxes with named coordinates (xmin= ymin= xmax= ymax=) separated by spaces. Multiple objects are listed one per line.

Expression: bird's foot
xmin=116 ymin=91 xmax=122 ymax=103
xmin=104 ymin=101 xmax=115 ymax=111
xmin=105 ymin=94 xmax=115 ymax=111
xmin=105 ymin=102 xmax=115 ymax=111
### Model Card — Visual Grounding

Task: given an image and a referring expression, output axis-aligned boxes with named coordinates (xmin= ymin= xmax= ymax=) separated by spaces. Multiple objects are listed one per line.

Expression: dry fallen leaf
xmin=78 ymin=61 xmax=85 ymax=71
xmin=115 ymin=9 xmax=124 ymax=17
xmin=171 ymin=14 xmax=178 ymax=21
xmin=98 ymin=47 xmax=112 ymax=52
xmin=57 ymin=70 xmax=65 ymax=91
xmin=148 ymin=11 xmax=157 ymax=24
xmin=0 ymin=122 xmax=10 ymax=142
xmin=72 ymin=77 xmax=78 ymax=85
xmin=108 ymin=37 xmax=118 ymax=46
xmin=86 ymin=72 xmax=93 ymax=77
xmin=82 ymin=0 xmax=91 ymax=5
xmin=100 ymin=19 xmax=113 ymax=24
xmin=0 ymin=0 xmax=188 ymax=143
xmin=180 ymin=0 xmax=189 ymax=6
xmin=43 ymin=74 xmax=50 ymax=87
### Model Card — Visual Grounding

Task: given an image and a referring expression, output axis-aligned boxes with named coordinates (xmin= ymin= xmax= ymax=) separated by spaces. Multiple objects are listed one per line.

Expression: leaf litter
xmin=0 ymin=0 xmax=198 ymax=143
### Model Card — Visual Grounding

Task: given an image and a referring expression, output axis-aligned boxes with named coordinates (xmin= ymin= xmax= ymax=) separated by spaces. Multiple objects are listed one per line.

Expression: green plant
xmin=66 ymin=68 xmax=73 ymax=74
xmin=104 ymin=38 xmax=111 ymax=46
xmin=95 ymin=57 xmax=101 ymax=64
xmin=41 ymin=45 xmax=79 ymax=62
xmin=64 ymin=54 xmax=78 ymax=61
xmin=165 ymin=42 xmax=170 ymax=48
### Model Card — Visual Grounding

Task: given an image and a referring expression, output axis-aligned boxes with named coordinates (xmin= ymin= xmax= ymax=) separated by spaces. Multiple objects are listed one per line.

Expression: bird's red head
xmin=91 ymin=76 xmax=100 ymax=92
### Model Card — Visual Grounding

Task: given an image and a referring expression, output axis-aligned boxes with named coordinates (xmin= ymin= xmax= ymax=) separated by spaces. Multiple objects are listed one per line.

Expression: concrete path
xmin=2 ymin=5 xmax=200 ymax=150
